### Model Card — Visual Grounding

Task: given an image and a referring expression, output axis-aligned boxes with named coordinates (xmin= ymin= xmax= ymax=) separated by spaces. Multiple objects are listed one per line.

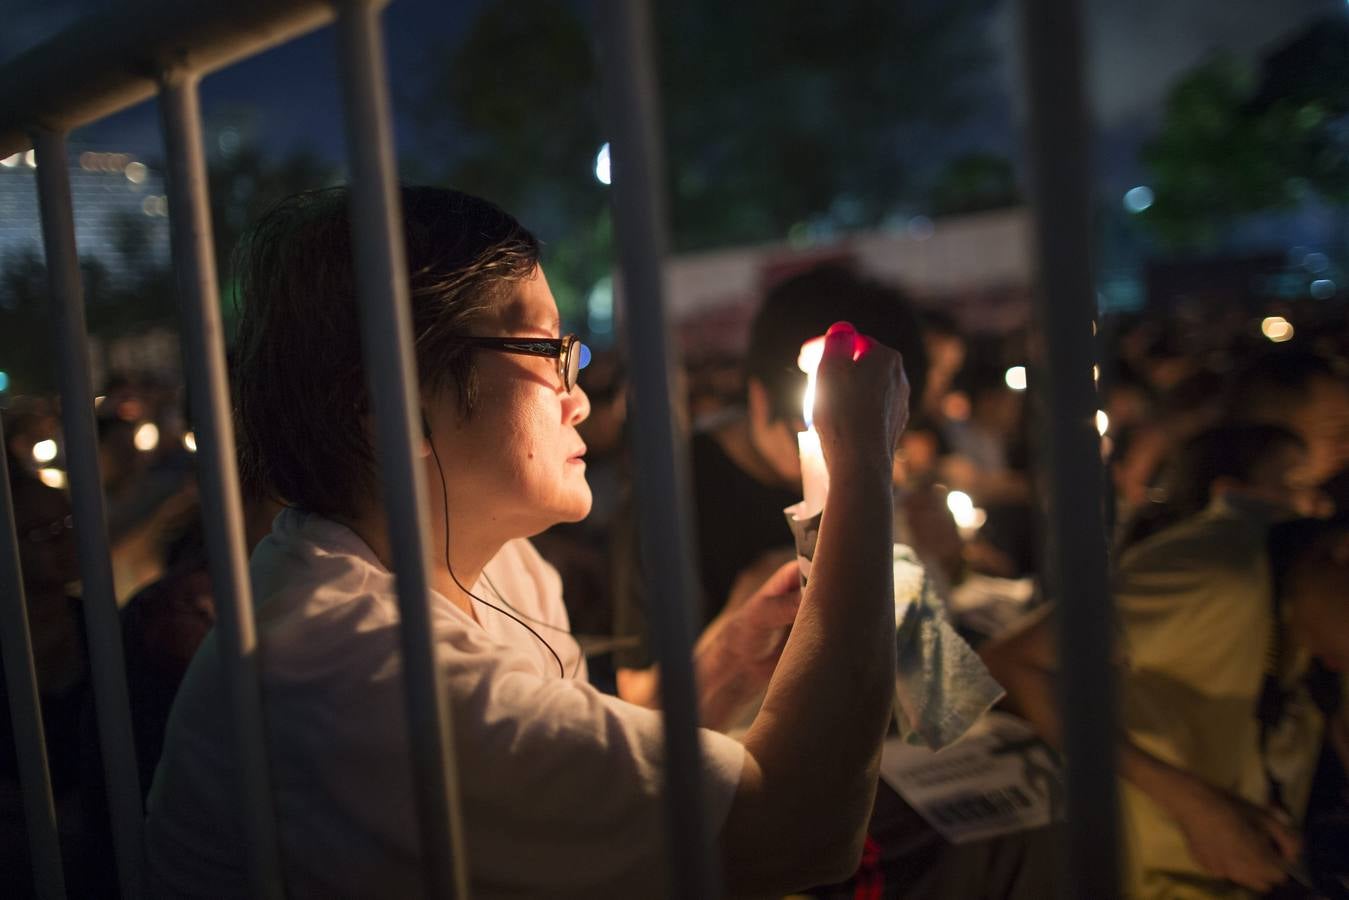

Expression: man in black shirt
xmin=612 ymin=263 xmax=929 ymax=689
xmin=610 ymin=264 xmax=1059 ymax=898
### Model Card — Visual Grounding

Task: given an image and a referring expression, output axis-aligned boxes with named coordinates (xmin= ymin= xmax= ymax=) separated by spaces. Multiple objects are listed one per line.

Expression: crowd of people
xmin=1 ymin=183 xmax=1346 ymax=898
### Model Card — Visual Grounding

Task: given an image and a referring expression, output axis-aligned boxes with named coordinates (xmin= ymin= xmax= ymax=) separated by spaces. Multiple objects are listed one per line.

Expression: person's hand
xmin=902 ymin=486 xmax=964 ymax=581
xmin=695 ymin=559 xmax=802 ymax=730
xmin=717 ymin=559 xmax=802 ymax=679
xmin=812 ymin=321 xmax=909 ymax=479
xmin=1173 ymin=782 xmax=1301 ymax=892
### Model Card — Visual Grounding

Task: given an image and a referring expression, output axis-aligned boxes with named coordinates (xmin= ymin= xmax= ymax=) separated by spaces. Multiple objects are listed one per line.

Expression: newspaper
xmin=878 ymin=712 xmax=1065 ymax=844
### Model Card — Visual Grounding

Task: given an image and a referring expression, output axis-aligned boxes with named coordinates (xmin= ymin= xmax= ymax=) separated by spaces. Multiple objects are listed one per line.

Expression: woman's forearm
xmin=726 ymin=466 xmax=898 ymax=884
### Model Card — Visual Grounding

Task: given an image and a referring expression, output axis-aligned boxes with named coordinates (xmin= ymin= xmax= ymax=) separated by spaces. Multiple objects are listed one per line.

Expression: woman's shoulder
xmin=250 ymin=510 xmax=403 ymax=644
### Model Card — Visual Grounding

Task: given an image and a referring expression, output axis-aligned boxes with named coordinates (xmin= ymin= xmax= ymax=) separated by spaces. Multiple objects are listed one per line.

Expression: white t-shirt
xmin=146 ymin=508 xmax=744 ymax=898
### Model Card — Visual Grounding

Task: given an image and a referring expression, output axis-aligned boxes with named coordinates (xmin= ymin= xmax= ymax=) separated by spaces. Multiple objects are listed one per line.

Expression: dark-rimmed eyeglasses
xmin=456 ymin=334 xmax=592 ymax=392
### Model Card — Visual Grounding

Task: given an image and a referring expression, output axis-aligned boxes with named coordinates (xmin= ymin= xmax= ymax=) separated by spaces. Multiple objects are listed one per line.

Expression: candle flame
xmin=798 ymin=336 xmax=825 ymax=375
xmin=802 ymin=375 xmax=817 ymax=429
xmin=799 ymin=335 xmax=826 ymax=429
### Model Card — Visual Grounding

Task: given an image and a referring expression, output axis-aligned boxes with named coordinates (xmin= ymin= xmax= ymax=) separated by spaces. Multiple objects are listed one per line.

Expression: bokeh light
xmin=1123 ymin=185 xmax=1154 ymax=213
xmin=594 ymin=142 xmax=611 ymax=186
xmin=134 ymin=422 xmax=160 ymax=452
xmin=1261 ymin=316 xmax=1294 ymax=342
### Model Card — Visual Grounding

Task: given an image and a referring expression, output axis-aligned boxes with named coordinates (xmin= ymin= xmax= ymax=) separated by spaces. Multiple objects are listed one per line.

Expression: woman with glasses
xmin=147 ymin=186 xmax=909 ymax=898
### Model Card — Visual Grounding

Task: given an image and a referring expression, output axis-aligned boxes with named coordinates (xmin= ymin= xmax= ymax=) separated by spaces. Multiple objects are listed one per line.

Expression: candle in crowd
xmin=797 ymin=334 xmax=830 ymax=518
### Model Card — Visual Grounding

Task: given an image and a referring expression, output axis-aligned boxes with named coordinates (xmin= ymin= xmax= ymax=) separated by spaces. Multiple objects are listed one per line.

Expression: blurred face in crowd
xmin=972 ymin=385 xmax=1024 ymax=440
xmin=746 ymin=378 xmax=806 ymax=487
xmin=1287 ymin=541 xmax=1349 ymax=672
xmin=922 ymin=332 xmax=965 ymax=413
xmin=12 ymin=477 xmax=79 ymax=594
xmin=424 ymin=266 xmax=592 ymax=541
xmin=894 ymin=428 xmax=941 ymax=485
xmin=1218 ymin=441 xmax=1330 ymax=519
xmin=1279 ymin=376 xmax=1349 ymax=487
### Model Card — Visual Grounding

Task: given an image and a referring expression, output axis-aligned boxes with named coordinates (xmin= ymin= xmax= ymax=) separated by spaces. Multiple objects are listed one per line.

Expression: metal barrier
xmin=0 ymin=418 xmax=66 ymax=898
xmin=1017 ymin=1 xmax=1121 ymax=897
xmin=158 ymin=70 xmax=285 ymax=899
xmin=33 ymin=126 xmax=146 ymax=899
xmin=593 ymin=2 xmax=715 ymax=896
xmin=333 ymin=1 xmax=469 ymax=895
xmin=0 ymin=0 xmax=1118 ymax=897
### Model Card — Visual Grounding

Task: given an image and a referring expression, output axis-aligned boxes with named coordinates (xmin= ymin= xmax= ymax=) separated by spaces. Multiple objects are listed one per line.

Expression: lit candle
xmin=797 ymin=336 xmax=830 ymax=518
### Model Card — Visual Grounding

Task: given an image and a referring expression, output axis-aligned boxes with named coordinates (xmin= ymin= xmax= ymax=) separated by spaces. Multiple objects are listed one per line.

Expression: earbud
xmin=418 ymin=414 xmax=434 ymax=458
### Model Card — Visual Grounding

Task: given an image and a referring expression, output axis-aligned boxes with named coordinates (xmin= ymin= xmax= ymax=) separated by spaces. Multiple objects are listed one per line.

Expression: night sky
xmin=2 ymin=0 xmax=1343 ymax=196
xmin=3 ymin=0 xmax=486 ymax=165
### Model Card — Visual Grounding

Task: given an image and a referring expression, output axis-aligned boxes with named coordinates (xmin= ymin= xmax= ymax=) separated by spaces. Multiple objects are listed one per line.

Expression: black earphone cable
xmin=427 ymin=431 xmax=566 ymax=678
xmin=481 ymin=572 xmax=585 ymax=679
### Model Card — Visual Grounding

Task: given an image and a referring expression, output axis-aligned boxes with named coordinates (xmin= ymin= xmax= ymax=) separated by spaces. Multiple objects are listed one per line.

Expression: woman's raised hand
xmin=811 ymin=321 xmax=910 ymax=479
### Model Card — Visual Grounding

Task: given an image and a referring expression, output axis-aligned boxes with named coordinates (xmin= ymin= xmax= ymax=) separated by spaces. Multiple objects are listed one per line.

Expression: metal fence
xmin=0 ymin=0 xmax=1117 ymax=897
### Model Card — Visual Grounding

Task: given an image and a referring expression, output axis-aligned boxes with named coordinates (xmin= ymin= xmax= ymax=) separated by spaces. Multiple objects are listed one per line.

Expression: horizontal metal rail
xmin=0 ymin=0 xmax=334 ymax=157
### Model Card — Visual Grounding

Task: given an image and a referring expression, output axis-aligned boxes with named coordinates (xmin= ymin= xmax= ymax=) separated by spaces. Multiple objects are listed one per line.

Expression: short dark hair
xmin=233 ymin=186 xmax=540 ymax=518
xmin=1166 ymin=422 xmax=1305 ymax=509
xmin=1228 ymin=350 xmax=1341 ymax=421
xmin=744 ymin=264 xmax=928 ymax=422
xmin=1118 ymin=422 xmax=1305 ymax=550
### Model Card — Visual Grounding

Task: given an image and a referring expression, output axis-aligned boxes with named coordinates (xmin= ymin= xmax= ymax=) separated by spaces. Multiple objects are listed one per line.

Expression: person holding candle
xmin=613 ymin=264 xmax=932 ymax=707
xmin=612 ymin=264 xmax=1057 ymax=898
xmin=147 ymin=187 xmax=917 ymax=897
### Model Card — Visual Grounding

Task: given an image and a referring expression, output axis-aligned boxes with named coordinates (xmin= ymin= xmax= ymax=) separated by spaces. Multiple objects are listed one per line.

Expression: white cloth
xmin=891 ymin=544 xmax=1005 ymax=749
xmin=787 ymin=500 xmax=1002 ymax=751
xmin=146 ymin=509 xmax=744 ymax=898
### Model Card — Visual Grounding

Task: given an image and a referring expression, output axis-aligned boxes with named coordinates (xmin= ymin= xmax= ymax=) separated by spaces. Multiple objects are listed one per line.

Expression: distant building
xmin=0 ymin=145 xmax=171 ymax=287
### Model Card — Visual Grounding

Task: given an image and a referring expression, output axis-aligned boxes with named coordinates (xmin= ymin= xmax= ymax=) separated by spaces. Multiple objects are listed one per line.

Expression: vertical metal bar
xmin=31 ymin=127 xmax=144 ymax=899
xmin=0 ymin=419 xmax=67 ymax=899
xmin=593 ymin=2 xmax=717 ymax=897
xmin=158 ymin=72 xmax=284 ymax=900
xmin=333 ymin=2 xmax=469 ymax=896
xmin=1016 ymin=1 xmax=1121 ymax=898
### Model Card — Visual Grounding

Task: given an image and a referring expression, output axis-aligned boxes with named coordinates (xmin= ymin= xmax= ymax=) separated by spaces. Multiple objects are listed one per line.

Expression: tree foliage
xmin=207 ymin=144 xmax=339 ymax=324
xmin=409 ymin=0 xmax=999 ymax=318
xmin=1141 ymin=18 xmax=1349 ymax=247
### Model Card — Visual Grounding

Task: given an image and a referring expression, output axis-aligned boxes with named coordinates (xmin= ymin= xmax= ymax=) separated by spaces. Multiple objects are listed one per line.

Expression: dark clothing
xmin=688 ymin=430 xmax=801 ymax=617
xmin=612 ymin=428 xmax=798 ymax=669
xmin=809 ymin=786 xmax=1061 ymax=899
xmin=611 ymin=422 xmax=1056 ymax=899
xmin=120 ymin=557 xmax=215 ymax=795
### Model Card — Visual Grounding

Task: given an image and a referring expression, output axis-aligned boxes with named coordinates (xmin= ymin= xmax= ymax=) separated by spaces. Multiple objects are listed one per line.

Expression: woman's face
xmin=426 ymin=266 xmax=592 ymax=540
